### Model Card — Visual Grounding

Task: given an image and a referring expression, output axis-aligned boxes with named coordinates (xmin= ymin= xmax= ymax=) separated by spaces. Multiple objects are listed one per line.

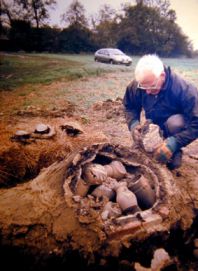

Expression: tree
xmin=59 ymin=1 xmax=95 ymax=53
xmin=116 ymin=2 xmax=192 ymax=56
xmin=166 ymin=23 xmax=193 ymax=57
xmin=92 ymin=4 xmax=118 ymax=48
xmin=1 ymin=0 xmax=56 ymax=29
xmin=61 ymin=0 xmax=88 ymax=28
xmin=1 ymin=0 xmax=28 ymax=26
xmin=59 ymin=25 xmax=95 ymax=53
xmin=136 ymin=0 xmax=174 ymax=18
xmin=30 ymin=0 xmax=57 ymax=29
xmin=9 ymin=19 xmax=32 ymax=51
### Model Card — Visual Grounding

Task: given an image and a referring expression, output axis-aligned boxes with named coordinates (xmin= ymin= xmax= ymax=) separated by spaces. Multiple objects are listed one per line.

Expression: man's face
xmin=137 ymin=71 xmax=165 ymax=95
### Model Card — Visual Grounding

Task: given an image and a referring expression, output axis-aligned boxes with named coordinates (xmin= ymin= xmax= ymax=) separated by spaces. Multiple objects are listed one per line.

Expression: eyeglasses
xmin=137 ymin=76 xmax=161 ymax=90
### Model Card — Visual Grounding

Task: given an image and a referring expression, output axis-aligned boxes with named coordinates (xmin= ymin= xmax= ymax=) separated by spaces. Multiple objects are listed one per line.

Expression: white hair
xmin=135 ymin=54 xmax=164 ymax=82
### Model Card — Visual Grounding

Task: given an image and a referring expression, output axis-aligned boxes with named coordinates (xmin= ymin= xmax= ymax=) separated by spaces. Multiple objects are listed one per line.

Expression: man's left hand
xmin=154 ymin=136 xmax=178 ymax=164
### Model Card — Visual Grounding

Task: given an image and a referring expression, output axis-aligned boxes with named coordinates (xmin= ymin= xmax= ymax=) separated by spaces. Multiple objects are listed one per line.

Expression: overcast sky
xmin=49 ymin=0 xmax=198 ymax=50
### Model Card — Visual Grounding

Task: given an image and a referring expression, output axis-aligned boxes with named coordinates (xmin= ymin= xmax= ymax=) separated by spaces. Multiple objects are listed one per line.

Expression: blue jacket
xmin=123 ymin=67 xmax=198 ymax=149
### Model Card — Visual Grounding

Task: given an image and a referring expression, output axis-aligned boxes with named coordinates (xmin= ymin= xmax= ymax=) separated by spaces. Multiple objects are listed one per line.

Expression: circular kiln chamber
xmin=63 ymin=143 xmax=176 ymax=240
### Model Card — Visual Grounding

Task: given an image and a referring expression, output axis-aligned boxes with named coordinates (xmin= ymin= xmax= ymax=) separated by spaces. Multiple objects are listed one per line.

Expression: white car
xmin=94 ymin=48 xmax=132 ymax=66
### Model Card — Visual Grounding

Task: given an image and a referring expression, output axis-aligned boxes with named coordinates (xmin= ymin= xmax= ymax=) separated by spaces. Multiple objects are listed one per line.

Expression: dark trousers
xmin=163 ymin=114 xmax=186 ymax=138
xmin=163 ymin=114 xmax=185 ymax=169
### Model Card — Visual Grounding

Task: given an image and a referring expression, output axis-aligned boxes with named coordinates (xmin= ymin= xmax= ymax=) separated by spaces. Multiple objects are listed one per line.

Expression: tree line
xmin=0 ymin=0 xmax=194 ymax=57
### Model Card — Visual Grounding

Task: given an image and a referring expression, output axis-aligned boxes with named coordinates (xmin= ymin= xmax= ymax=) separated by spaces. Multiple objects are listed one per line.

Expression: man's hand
xmin=154 ymin=142 xmax=173 ymax=163
xmin=131 ymin=124 xmax=142 ymax=144
xmin=154 ymin=136 xmax=178 ymax=164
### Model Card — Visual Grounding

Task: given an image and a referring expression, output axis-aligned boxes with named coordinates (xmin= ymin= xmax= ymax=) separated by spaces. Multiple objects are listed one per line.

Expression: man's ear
xmin=160 ymin=71 xmax=166 ymax=79
xmin=160 ymin=71 xmax=166 ymax=85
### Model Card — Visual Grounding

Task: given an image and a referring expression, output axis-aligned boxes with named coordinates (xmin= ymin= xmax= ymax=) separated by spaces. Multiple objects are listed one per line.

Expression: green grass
xmin=0 ymin=53 xmax=112 ymax=90
xmin=0 ymin=53 xmax=81 ymax=90
xmin=0 ymin=53 xmax=198 ymax=114
xmin=1 ymin=52 xmax=198 ymax=93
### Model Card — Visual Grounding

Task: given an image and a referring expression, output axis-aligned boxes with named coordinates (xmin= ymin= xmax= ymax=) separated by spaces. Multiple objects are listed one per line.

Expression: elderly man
xmin=123 ymin=54 xmax=198 ymax=170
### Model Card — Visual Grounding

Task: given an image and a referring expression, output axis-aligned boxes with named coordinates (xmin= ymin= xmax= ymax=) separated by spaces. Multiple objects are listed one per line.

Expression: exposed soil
xmin=1 ymin=71 xmax=198 ymax=270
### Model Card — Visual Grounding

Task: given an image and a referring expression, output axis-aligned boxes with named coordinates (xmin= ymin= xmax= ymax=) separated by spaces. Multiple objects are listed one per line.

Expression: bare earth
xmin=1 ymin=70 xmax=198 ymax=270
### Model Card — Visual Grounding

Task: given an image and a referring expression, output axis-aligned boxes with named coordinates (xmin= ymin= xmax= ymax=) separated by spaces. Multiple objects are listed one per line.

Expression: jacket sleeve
xmin=123 ymin=81 xmax=142 ymax=131
xmin=174 ymin=81 xmax=198 ymax=148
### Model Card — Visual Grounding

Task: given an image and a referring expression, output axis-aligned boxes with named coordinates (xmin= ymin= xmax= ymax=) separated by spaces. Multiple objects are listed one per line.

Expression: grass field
xmin=1 ymin=53 xmax=198 ymax=90
xmin=0 ymin=53 xmax=130 ymax=90
xmin=0 ymin=53 xmax=198 ymax=113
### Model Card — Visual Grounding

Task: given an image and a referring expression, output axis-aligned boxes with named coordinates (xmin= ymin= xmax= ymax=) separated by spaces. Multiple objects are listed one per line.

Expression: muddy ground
xmin=1 ymin=71 xmax=198 ymax=270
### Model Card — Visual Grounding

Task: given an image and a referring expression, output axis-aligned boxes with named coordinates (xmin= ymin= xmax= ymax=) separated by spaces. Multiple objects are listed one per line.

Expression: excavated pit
xmin=0 ymin=143 xmax=198 ymax=270
xmin=63 ymin=143 xmax=177 ymax=242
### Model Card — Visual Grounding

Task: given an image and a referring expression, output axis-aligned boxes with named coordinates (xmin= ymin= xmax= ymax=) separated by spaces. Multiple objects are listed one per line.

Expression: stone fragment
xmin=34 ymin=123 xmax=50 ymax=134
xmin=101 ymin=201 xmax=122 ymax=220
xmin=32 ymin=124 xmax=56 ymax=139
xmin=141 ymin=123 xmax=163 ymax=153
xmin=60 ymin=121 xmax=83 ymax=136
xmin=151 ymin=248 xmax=171 ymax=271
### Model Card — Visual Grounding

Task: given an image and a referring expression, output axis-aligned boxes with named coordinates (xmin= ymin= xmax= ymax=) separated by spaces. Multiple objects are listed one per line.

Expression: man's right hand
xmin=131 ymin=124 xmax=142 ymax=144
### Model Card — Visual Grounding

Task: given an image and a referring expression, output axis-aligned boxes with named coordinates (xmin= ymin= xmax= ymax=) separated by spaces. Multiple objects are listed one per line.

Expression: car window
xmin=108 ymin=49 xmax=124 ymax=55
xmin=96 ymin=48 xmax=129 ymax=57
xmin=104 ymin=50 xmax=110 ymax=55
xmin=98 ymin=50 xmax=104 ymax=54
